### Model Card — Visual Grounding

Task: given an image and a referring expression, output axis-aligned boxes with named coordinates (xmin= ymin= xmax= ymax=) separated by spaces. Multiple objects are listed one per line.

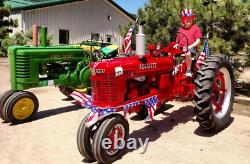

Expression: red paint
xmin=32 ymin=25 xmax=38 ymax=47
xmin=212 ymin=71 xmax=226 ymax=113
xmin=89 ymin=42 xmax=204 ymax=113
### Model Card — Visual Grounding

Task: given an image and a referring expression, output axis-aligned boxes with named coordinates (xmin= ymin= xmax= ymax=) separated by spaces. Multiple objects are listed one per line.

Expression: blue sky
xmin=113 ymin=0 xmax=148 ymax=14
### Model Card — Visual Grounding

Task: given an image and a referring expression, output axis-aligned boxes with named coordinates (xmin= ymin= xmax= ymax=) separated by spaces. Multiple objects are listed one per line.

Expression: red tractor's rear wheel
xmin=193 ymin=54 xmax=234 ymax=131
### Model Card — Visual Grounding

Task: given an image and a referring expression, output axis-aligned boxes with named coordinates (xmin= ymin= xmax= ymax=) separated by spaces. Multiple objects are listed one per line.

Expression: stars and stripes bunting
xmin=71 ymin=90 xmax=158 ymax=127
xmin=86 ymin=112 xmax=99 ymax=127
xmin=69 ymin=91 xmax=92 ymax=108
xmin=144 ymin=96 xmax=158 ymax=122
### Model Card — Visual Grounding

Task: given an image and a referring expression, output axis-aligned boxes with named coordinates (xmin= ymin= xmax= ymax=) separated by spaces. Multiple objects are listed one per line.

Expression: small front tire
xmin=0 ymin=90 xmax=15 ymax=122
xmin=77 ymin=113 xmax=99 ymax=161
xmin=3 ymin=91 xmax=39 ymax=124
xmin=92 ymin=115 xmax=129 ymax=163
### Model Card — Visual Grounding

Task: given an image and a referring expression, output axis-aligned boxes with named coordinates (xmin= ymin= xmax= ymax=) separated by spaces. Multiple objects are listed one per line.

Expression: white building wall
xmin=20 ymin=0 xmax=133 ymax=46
xmin=8 ymin=10 xmax=22 ymax=35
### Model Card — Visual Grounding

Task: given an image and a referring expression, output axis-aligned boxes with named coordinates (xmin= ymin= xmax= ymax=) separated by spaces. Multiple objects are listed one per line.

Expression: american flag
xmin=85 ymin=112 xmax=99 ymax=127
xmin=123 ymin=25 xmax=135 ymax=53
xmin=71 ymin=90 xmax=159 ymax=126
xmin=144 ymin=96 xmax=158 ymax=122
xmin=70 ymin=91 xmax=92 ymax=108
xmin=196 ymin=38 xmax=210 ymax=69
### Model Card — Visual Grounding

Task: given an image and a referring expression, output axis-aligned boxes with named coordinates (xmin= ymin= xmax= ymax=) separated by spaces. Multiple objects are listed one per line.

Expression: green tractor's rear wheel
xmin=3 ymin=91 xmax=39 ymax=124
xmin=0 ymin=90 xmax=15 ymax=122
xmin=58 ymin=85 xmax=74 ymax=99
xmin=193 ymin=54 xmax=234 ymax=131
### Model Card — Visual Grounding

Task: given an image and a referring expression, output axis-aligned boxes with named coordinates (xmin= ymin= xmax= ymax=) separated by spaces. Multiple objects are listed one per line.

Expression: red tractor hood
xmin=90 ymin=54 xmax=175 ymax=78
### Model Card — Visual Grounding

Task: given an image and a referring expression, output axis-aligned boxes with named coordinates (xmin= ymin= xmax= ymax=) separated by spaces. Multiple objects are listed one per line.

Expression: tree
xmin=0 ymin=0 xmax=18 ymax=56
xmin=119 ymin=0 xmax=250 ymax=57
xmin=0 ymin=29 xmax=54 ymax=56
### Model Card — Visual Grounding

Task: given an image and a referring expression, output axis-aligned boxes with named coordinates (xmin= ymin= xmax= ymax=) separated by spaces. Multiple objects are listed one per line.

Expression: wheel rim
xmin=106 ymin=124 xmax=125 ymax=156
xmin=212 ymin=67 xmax=232 ymax=119
xmin=13 ymin=98 xmax=35 ymax=120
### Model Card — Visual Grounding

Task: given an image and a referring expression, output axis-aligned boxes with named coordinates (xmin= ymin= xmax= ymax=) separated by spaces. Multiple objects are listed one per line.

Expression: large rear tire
xmin=193 ymin=54 xmax=234 ymax=131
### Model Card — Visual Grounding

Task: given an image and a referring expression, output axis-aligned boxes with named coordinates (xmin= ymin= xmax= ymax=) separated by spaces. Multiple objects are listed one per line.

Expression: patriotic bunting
xmin=71 ymin=91 xmax=158 ymax=127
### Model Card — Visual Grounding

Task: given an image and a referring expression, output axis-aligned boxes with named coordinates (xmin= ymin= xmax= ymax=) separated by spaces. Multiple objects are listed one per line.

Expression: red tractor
xmin=75 ymin=25 xmax=234 ymax=163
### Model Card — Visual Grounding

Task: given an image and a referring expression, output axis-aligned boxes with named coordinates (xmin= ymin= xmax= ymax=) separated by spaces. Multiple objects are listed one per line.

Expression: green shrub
xmin=0 ymin=30 xmax=53 ymax=57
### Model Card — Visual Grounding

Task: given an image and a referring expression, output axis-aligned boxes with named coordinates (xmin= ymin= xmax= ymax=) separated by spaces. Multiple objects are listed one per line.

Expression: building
xmin=5 ymin=0 xmax=135 ymax=46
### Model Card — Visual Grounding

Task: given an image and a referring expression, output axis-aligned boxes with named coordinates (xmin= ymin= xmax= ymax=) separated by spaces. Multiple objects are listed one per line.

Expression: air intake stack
xmin=136 ymin=21 xmax=146 ymax=59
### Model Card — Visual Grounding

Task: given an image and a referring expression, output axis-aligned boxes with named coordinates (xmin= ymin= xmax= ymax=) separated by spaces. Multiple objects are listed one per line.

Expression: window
xmin=106 ymin=35 xmax=112 ymax=43
xmin=59 ymin=29 xmax=69 ymax=44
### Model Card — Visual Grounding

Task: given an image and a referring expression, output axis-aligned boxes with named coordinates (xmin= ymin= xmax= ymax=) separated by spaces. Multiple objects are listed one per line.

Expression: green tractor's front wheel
xmin=3 ymin=91 xmax=39 ymax=124
xmin=0 ymin=90 xmax=15 ymax=122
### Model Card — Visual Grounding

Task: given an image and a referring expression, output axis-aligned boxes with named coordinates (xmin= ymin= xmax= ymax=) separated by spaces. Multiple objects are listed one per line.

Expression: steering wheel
xmin=175 ymin=31 xmax=189 ymax=52
xmin=93 ymin=49 xmax=104 ymax=61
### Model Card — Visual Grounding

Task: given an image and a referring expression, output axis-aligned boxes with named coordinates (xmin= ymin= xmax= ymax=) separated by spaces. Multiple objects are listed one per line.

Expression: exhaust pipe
xmin=32 ymin=25 xmax=47 ymax=47
xmin=136 ymin=22 xmax=145 ymax=59
xmin=32 ymin=25 xmax=38 ymax=47
xmin=40 ymin=26 xmax=47 ymax=47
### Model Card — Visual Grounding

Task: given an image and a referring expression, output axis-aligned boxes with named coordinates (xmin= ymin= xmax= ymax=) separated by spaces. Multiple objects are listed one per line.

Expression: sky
xmin=113 ymin=0 xmax=148 ymax=14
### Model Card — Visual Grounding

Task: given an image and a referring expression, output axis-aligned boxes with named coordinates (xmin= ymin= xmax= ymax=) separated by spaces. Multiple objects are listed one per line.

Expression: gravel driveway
xmin=0 ymin=61 xmax=250 ymax=164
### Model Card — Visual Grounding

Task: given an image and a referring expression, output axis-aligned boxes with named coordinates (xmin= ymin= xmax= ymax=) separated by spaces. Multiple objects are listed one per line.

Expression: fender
xmin=79 ymin=66 xmax=90 ymax=88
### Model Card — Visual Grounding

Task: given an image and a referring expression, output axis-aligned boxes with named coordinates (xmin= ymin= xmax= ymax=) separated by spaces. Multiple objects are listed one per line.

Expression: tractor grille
xmin=15 ymin=55 xmax=31 ymax=78
xmin=91 ymin=76 xmax=117 ymax=105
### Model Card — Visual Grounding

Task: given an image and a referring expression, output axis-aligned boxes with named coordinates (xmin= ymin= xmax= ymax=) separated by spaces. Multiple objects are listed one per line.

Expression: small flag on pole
xmin=123 ymin=25 xmax=135 ymax=53
xmin=196 ymin=38 xmax=210 ymax=69
xmin=144 ymin=96 xmax=158 ymax=122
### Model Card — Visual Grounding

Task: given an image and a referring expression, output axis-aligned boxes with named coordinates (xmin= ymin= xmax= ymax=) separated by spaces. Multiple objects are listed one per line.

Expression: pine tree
xmin=0 ymin=0 xmax=18 ymax=56
xmin=119 ymin=0 xmax=250 ymax=57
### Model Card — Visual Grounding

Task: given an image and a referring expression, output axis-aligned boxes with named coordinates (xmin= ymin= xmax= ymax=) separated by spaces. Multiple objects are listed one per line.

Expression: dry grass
xmin=239 ymin=68 xmax=250 ymax=83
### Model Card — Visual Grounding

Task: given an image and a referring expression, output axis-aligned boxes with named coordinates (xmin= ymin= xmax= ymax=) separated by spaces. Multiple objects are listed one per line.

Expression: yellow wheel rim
xmin=12 ymin=98 xmax=35 ymax=120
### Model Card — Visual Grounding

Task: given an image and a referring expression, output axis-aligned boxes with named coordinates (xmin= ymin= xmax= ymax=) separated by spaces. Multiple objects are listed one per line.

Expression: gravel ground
xmin=0 ymin=62 xmax=250 ymax=164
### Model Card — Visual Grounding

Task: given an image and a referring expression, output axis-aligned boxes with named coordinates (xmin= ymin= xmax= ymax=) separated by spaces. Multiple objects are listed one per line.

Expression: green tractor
xmin=0 ymin=26 xmax=119 ymax=124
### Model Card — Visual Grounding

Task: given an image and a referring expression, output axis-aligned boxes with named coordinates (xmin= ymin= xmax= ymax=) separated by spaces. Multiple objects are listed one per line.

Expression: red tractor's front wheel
xmin=92 ymin=115 xmax=129 ymax=163
xmin=77 ymin=113 xmax=100 ymax=161
xmin=193 ymin=54 xmax=234 ymax=131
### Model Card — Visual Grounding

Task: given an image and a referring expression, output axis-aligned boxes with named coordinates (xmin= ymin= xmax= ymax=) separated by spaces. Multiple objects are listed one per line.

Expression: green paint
xmin=8 ymin=40 xmax=118 ymax=92
xmin=40 ymin=26 xmax=47 ymax=47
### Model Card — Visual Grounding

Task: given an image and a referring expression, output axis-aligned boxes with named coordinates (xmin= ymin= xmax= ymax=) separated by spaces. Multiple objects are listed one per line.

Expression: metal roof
xmin=4 ymin=0 xmax=135 ymax=21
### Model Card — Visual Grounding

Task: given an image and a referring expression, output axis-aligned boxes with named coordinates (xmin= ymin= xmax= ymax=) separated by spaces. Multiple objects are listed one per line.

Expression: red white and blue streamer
xmin=71 ymin=91 xmax=158 ymax=127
